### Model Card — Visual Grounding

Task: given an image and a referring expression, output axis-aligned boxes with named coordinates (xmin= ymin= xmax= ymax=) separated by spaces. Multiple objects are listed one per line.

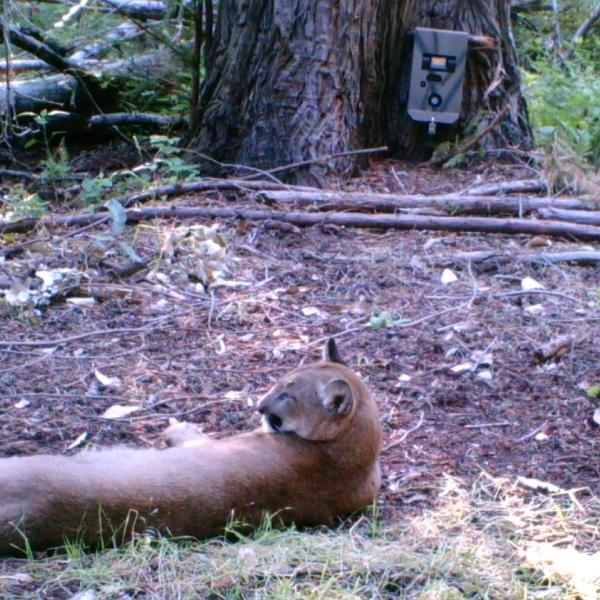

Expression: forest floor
xmin=1 ymin=157 xmax=599 ymax=598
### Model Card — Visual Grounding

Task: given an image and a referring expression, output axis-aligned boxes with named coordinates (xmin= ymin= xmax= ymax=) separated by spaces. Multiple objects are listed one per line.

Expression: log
xmin=88 ymin=112 xmax=188 ymax=128
xmin=1 ymin=49 xmax=178 ymax=115
xmin=259 ymin=190 xmax=597 ymax=216
xmin=465 ymin=179 xmax=548 ymax=196
xmin=1 ymin=23 xmax=149 ymax=73
xmin=445 ymin=250 xmax=600 ymax=267
xmin=538 ymin=208 xmax=600 ymax=226
xmin=13 ymin=0 xmax=169 ymax=21
xmin=4 ymin=205 xmax=600 ymax=241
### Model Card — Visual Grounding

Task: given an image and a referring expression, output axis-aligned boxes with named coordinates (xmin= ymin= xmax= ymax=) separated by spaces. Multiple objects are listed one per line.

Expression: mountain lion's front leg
xmin=161 ymin=419 xmax=209 ymax=447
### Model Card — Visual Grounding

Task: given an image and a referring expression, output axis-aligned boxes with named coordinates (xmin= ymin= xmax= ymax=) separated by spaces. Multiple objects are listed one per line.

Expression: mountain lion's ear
xmin=320 ymin=379 xmax=354 ymax=416
xmin=322 ymin=338 xmax=347 ymax=365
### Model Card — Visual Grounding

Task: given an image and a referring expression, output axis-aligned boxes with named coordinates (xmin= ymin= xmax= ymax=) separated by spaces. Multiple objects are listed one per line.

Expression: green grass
xmin=1 ymin=474 xmax=598 ymax=599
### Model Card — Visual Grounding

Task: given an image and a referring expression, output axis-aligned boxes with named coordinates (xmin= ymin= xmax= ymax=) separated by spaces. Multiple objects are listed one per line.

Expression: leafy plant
xmin=149 ymin=135 xmax=200 ymax=182
xmin=4 ymin=185 xmax=47 ymax=219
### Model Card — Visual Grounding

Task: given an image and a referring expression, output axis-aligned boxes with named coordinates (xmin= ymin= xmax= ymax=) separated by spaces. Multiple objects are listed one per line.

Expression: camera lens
xmin=428 ymin=93 xmax=442 ymax=108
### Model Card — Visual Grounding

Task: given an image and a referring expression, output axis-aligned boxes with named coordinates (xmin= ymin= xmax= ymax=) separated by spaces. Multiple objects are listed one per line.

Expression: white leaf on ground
xmin=301 ymin=306 xmax=327 ymax=317
xmin=224 ymin=391 xmax=245 ymax=401
xmin=441 ymin=268 xmax=458 ymax=285
xmin=40 ymin=346 xmax=58 ymax=355
xmin=471 ymin=351 xmax=493 ymax=366
xmin=101 ymin=404 xmax=140 ymax=419
xmin=450 ymin=361 xmax=474 ymax=374
xmin=67 ymin=297 xmax=95 ymax=307
xmin=94 ymin=369 xmax=121 ymax=388
xmin=14 ymin=399 xmax=30 ymax=409
xmin=4 ymin=282 xmax=33 ymax=306
xmin=69 ymin=591 xmax=97 ymax=600
xmin=398 ymin=374 xmax=412 ymax=382
xmin=535 ymin=432 xmax=549 ymax=442
xmin=36 ymin=268 xmax=79 ymax=290
xmin=477 ymin=370 xmax=493 ymax=381
xmin=423 ymin=238 xmax=443 ymax=250
xmin=593 ymin=408 xmax=600 ymax=427
xmin=67 ymin=431 xmax=88 ymax=450
xmin=525 ymin=304 xmax=545 ymax=314
xmin=521 ymin=277 xmax=544 ymax=291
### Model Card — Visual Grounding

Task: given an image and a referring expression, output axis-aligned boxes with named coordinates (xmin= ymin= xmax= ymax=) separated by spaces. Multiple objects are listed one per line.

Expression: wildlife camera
xmin=407 ymin=27 xmax=469 ymax=136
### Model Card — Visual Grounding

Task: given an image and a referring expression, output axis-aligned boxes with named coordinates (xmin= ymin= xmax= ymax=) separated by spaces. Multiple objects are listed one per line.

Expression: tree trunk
xmin=190 ymin=0 xmax=381 ymax=183
xmin=190 ymin=0 xmax=533 ymax=180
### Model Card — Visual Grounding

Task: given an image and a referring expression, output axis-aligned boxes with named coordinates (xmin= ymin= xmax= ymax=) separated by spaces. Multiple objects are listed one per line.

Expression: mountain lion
xmin=0 ymin=339 xmax=381 ymax=555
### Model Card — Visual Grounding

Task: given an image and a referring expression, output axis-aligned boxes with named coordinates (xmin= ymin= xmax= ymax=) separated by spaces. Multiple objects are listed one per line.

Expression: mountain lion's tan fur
xmin=0 ymin=340 xmax=380 ymax=555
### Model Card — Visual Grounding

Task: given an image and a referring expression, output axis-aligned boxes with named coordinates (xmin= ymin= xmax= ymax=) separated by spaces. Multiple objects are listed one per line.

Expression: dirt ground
xmin=1 ymin=159 xmax=599 ymax=522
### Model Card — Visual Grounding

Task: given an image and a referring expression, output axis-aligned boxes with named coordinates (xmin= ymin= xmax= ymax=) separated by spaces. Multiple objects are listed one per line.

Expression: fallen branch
xmin=427 ymin=104 xmax=511 ymax=168
xmin=88 ymin=112 xmax=188 ymax=128
xmin=465 ymin=178 xmax=548 ymax=196
xmin=0 ymin=24 xmax=93 ymax=82
xmin=534 ymin=333 xmax=587 ymax=363
xmin=259 ymin=189 xmax=596 ymax=216
xmin=444 ymin=250 xmax=600 ymax=267
xmin=4 ymin=205 xmax=600 ymax=241
xmin=1 ymin=22 xmax=151 ymax=73
xmin=538 ymin=207 xmax=600 ymax=226
xmin=1 ymin=48 xmax=181 ymax=114
xmin=240 ymin=146 xmax=388 ymax=180
xmin=572 ymin=1 xmax=600 ymax=45
xmin=13 ymin=0 xmax=169 ymax=21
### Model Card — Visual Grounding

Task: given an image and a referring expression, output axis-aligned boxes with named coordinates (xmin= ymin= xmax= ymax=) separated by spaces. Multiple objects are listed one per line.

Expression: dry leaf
xmin=521 ymin=277 xmax=544 ymax=291
xmin=94 ymin=369 xmax=121 ymax=389
xmin=101 ymin=404 xmax=140 ymax=419
xmin=67 ymin=431 xmax=88 ymax=450
xmin=441 ymin=268 xmax=458 ymax=285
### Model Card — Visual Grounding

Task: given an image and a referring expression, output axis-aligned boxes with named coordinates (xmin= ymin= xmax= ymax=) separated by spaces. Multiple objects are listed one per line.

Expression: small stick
xmin=427 ymin=104 xmax=510 ymax=167
xmin=383 ymin=411 xmax=425 ymax=452
xmin=516 ymin=421 xmax=548 ymax=442
xmin=464 ymin=421 xmax=512 ymax=429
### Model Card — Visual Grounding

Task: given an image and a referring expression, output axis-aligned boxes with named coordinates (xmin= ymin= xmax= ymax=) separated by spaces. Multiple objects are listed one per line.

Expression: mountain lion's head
xmin=257 ymin=339 xmax=362 ymax=442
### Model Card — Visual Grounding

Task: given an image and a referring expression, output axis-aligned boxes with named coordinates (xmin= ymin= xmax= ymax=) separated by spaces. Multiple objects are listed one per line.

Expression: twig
xmin=516 ymin=421 xmax=548 ymax=442
xmin=383 ymin=411 xmax=425 ymax=452
xmin=0 ymin=324 xmax=156 ymax=348
xmin=495 ymin=289 xmax=581 ymax=303
xmin=464 ymin=421 xmax=512 ymax=429
xmin=427 ymin=104 xmax=511 ymax=167
xmin=242 ymin=146 xmax=388 ymax=180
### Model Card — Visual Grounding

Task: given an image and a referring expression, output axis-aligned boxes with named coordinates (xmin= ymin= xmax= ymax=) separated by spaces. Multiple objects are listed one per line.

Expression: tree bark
xmin=190 ymin=0 xmax=381 ymax=183
xmin=190 ymin=0 xmax=533 ymax=179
